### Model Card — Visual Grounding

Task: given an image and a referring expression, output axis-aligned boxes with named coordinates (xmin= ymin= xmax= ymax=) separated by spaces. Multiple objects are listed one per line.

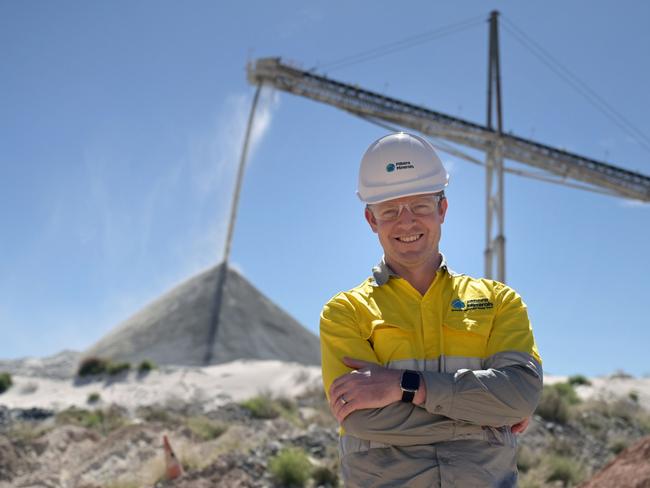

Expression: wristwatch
xmin=400 ymin=370 xmax=420 ymax=403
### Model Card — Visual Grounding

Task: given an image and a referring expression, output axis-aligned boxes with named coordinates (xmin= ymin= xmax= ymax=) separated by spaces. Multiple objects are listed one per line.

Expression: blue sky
xmin=1 ymin=1 xmax=649 ymax=376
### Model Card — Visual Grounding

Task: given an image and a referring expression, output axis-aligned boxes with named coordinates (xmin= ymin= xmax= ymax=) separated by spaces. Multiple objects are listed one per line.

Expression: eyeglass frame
xmin=366 ymin=191 xmax=446 ymax=222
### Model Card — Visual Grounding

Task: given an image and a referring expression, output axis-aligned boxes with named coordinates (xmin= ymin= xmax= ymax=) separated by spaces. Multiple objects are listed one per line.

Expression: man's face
xmin=365 ymin=193 xmax=448 ymax=271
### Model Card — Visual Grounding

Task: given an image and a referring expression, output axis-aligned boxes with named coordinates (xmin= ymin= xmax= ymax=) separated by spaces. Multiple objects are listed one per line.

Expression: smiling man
xmin=320 ymin=132 xmax=542 ymax=487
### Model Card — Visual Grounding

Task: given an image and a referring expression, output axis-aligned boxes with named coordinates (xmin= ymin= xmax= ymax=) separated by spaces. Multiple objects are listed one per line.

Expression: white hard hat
xmin=357 ymin=132 xmax=449 ymax=204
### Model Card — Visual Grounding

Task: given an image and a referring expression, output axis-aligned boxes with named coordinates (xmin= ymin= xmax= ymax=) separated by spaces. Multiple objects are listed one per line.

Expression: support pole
xmin=484 ymin=11 xmax=506 ymax=283
xmin=203 ymin=84 xmax=263 ymax=364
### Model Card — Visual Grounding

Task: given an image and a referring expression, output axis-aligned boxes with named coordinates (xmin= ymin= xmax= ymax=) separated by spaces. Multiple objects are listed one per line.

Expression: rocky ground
xmin=1 ymin=355 xmax=650 ymax=487
xmin=0 ymin=387 xmax=339 ymax=488
xmin=1 ymin=388 xmax=649 ymax=487
xmin=518 ymin=397 xmax=650 ymax=487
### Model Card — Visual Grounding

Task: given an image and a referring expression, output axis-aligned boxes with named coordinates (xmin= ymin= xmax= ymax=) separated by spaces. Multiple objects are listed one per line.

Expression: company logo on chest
xmin=451 ymin=297 xmax=494 ymax=312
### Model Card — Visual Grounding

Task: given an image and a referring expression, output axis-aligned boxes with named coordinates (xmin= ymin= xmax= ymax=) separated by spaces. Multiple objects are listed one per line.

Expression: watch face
xmin=401 ymin=370 xmax=420 ymax=392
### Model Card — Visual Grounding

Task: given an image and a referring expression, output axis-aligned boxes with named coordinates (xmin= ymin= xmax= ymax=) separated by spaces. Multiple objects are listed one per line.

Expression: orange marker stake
xmin=163 ymin=435 xmax=183 ymax=480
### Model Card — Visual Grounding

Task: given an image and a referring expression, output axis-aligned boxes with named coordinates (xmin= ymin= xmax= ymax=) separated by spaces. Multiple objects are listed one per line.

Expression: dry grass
xmin=186 ymin=415 xmax=228 ymax=441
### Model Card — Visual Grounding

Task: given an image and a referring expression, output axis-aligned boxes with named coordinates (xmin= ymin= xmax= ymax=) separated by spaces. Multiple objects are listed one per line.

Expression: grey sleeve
xmin=421 ymin=352 xmax=543 ymax=427
xmin=342 ymin=352 xmax=542 ymax=444
xmin=342 ymin=402 xmax=454 ymax=446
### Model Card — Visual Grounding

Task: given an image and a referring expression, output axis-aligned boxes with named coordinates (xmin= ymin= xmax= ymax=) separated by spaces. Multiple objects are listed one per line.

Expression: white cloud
xmin=180 ymin=87 xmax=279 ymax=275
xmin=88 ymin=88 xmax=278 ymax=334
xmin=187 ymin=87 xmax=279 ymax=199
xmin=81 ymin=150 xmax=119 ymax=260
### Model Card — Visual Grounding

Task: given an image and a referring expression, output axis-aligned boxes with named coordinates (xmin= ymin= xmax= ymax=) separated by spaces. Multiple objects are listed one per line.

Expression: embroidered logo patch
xmin=451 ymin=297 xmax=493 ymax=312
xmin=451 ymin=299 xmax=466 ymax=310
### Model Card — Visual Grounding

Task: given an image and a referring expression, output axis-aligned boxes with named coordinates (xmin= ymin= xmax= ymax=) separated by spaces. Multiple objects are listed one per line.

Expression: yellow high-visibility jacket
xmin=320 ymin=257 xmax=542 ymax=487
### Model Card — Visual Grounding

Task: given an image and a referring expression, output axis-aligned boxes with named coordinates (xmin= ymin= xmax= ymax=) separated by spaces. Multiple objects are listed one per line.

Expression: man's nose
xmin=396 ymin=205 xmax=417 ymax=222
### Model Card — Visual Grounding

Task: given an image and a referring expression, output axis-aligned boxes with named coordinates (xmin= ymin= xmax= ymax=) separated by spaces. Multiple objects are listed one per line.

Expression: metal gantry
xmin=246 ymin=58 xmax=650 ymax=203
xmin=242 ymin=13 xmax=649 ymax=285
xmin=245 ymin=48 xmax=650 ymax=282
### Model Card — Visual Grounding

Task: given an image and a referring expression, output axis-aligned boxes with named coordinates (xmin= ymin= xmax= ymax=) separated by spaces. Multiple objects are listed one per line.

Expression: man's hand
xmin=511 ymin=417 xmax=530 ymax=434
xmin=328 ymin=357 xmax=402 ymax=424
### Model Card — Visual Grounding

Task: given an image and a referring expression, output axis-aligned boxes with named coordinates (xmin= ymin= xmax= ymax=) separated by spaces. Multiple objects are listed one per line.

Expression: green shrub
xmin=609 ymin=438 xmax=628 ymax=455
xmin=137 ymin=406 xmax=175 ymax=424
xmin=107 ymin=362 xmax=131 ymax=376
xmin=276 ymin=396 xmax=297 ymax=414
xmin=550 ymin=438 xmax=574 ymax=456
xmin=518 ymin=478 xmax=542 ymax=488
xmin=545 ymin=455 xmax=584 ymax=486
xmin=87 ymin=392 xmax=101 ymax=404
xmin=567 ymin=374 xmax=591 ymax=387
xmin=137 ymin=359 xmax=156 ymax=373
xmin=517 ymin=445 xmax=537 ymax=473
xmin=56 ymin=406 xmax=127 ymax=434
xmin=0 ymin=372 xmax=12 ymax=394
xmin=610 ymin=398 xmax=641 ymax=423
xmin=312 ymin=465 xmax=339 ymax=487
xmin=186 ymin=416 xmax=228 ymax=441
xmin=552 ymin=382 xmax=581 ymax=405
xmin=269 ymin=447 xmax=312 ymax=487
xmin=610 ymin=369 xmax=633 ymax=379
xmin=7 ymin=422 xmax=52 ymax=443
xmin=77 ymin=357 xmax=109 ymax=377
xmin=240 ymin=394 xmax=299 ymax=424
xmin=241 ymin=394 xmax=282 ymax=419
xmin=628 ymin=390 xmax=639 ymax=403
xmin=536 ymin=385 xmax=571 ymax=424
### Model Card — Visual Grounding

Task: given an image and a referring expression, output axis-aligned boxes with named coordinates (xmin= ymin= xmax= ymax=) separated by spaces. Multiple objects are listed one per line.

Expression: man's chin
xmin=388 ymin=252 xmax=434 ymax=269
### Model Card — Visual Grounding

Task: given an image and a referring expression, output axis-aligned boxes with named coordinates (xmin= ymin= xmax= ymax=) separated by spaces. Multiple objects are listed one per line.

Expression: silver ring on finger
xmin=341 ymin=395 xmax=349 ymax=405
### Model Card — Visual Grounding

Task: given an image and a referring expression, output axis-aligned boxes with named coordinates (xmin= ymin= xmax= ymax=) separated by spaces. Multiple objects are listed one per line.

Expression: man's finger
xmin=329 ymin=367 xmax=359 ymax=396
xmin=329 ymin=377 xmax=354 ymax=404
xmin=342 ymin=357 xmax=375 ymax=370
xmin=336 ymin=398 xmax=358 ymax=423
xmin=331 ymin=392 xmax=355 ymax=421
xmin=511 ymin=417 xmax=530 ymax=434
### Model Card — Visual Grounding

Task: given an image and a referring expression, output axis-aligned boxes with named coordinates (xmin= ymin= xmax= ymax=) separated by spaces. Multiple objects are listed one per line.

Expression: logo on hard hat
xmin=395 ymin=161 xmax=414 ymax=170
xmin=386 ymin=161 xmax=414 ymax=173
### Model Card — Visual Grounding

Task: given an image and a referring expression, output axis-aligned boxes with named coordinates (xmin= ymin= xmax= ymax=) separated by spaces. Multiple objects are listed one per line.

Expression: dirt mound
xmin=0 ymin=350 xmax=81 ymax=380
xmin=579 ymin=435 xmax=650 ymax=488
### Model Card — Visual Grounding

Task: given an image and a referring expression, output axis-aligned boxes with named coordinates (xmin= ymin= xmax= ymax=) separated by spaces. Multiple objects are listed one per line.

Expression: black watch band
xmin=400 ymin=370 xmax=420 ymax=403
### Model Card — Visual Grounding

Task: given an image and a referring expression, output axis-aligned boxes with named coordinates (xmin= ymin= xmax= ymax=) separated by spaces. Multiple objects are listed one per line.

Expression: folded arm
xmin=340 ymin=354 xmax=541 ymax=443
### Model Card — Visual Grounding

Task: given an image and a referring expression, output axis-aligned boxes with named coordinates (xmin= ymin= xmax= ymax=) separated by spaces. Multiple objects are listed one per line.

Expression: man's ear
xmin=439 ymin=198 xmax=449 ymax=223
xmin=365 ymin=207 xmax=378 ymax=233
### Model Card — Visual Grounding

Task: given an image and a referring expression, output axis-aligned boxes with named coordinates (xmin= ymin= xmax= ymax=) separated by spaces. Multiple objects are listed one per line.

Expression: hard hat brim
xmin=357 ymin=177 xmax=449 ymax=204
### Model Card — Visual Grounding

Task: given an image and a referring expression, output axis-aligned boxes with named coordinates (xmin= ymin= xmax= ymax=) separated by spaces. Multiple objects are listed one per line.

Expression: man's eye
xmin=412 ymin=204 xmax=433 ymax=214
xmin=379 ymin=208 xmax=399 ymax=219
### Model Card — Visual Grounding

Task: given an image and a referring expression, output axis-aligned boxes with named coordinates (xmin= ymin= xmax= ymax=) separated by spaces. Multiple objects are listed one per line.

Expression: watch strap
xmin=400 ymin=369 xmax=420 ymax=403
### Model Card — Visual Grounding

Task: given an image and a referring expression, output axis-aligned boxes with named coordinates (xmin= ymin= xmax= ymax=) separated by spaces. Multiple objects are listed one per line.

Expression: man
xmin=320 ymin=132 xmax=542 ymax=487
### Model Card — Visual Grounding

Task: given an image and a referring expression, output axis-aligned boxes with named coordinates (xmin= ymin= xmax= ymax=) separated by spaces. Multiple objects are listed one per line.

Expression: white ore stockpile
xmin=85 ymin=263 xmax=321 ymax=367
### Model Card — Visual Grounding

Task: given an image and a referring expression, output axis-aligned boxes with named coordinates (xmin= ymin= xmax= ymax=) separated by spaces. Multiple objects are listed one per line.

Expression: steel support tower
xmin=485 ymin=11 xmax=506 ymax=281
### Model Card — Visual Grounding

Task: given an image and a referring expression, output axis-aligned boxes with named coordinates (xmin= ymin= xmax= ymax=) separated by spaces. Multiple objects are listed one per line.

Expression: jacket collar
xmin=370 ymin=253 xmax=456 ymax=286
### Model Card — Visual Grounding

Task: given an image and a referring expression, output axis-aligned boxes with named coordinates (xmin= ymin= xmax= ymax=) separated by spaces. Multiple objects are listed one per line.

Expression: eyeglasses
xmin=369 ymin=195 xmax=443 ymax=222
